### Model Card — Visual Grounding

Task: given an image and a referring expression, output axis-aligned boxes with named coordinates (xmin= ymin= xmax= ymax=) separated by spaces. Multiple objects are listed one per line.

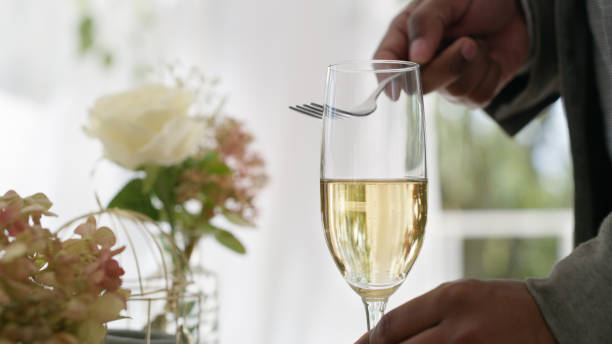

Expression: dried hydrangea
xmin=0 ymin=190 xmax=129 ymax=344
xmin=176 ymin=117 xmax=268 ymax=226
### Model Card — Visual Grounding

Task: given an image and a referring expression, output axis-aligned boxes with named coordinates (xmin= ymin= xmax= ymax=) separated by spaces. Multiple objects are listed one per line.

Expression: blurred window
xmin=434 ymin=96 xmax=573 ymax=280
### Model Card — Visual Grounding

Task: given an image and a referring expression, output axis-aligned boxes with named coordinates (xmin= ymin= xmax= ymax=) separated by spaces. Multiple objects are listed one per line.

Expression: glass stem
xmin=363 ymin=298 xmax=387 ymax=331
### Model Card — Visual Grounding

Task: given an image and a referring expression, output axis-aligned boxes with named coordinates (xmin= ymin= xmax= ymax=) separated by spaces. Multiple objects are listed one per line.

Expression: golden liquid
xmin=320 ymin=179 xmax=427 ymax=300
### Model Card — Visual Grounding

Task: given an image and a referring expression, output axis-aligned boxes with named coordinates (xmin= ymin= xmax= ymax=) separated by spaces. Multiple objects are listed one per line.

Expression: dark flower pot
xmin=105 ymin=330 xmax=176 ymax=344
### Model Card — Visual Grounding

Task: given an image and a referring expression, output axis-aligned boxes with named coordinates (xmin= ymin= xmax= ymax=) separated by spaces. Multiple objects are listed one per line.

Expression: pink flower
xmin=0 ymin=200 xmax=28 ymax=237
xmin=84 ymin=247 xmax=125 ymax=292
xmin=100 ymin=259 xmax=125 ymax=291
xmin=74 ymin=216 xmax=96 ymax=237
xmin=0 ymin=204 xmax=18 ymax=229
xmin=7 ymin=218 xmax=28 ymax=237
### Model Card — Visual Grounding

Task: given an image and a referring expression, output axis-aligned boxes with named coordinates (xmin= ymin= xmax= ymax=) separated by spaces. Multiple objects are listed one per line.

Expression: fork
xmin=289 ymin=73 xmax=401 ymax=119
xmin=288 ymin=103 xmax=340 ymax=120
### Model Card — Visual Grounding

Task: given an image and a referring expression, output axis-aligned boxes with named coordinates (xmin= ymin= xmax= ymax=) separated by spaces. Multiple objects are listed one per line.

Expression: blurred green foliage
xmin=78 ymin=15 xmax=94 ymax=52
xmin=435 ymin=97 xmax=572 ymax=209
xmin=464 ymin=237 xmax=558 ymax=279
xmin=77 ymin=12 xmax=114 ymax=68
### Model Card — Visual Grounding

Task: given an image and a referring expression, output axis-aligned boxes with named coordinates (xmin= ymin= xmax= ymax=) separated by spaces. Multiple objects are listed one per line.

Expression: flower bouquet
xmin=84 ymin=70 xmax=268 ymax=341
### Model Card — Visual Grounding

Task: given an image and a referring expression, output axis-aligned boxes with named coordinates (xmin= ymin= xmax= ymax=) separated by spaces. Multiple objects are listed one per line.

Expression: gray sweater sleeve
xmin=526 ymin=214 xmax=612 ymax=343
xmin=484 ymin=0 xmax=560 ymax=135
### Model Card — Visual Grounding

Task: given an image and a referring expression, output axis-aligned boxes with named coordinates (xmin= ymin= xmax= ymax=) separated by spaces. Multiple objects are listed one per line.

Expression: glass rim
xmin=328 ymin=59 xmax=420 ymax=73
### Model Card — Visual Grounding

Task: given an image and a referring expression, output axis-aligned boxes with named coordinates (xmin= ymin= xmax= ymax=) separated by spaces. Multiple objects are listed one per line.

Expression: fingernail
xmin=409 ymin=38 xmax=427 ymax=63
xmin=461 ymin=40 xmax=478 ymax=61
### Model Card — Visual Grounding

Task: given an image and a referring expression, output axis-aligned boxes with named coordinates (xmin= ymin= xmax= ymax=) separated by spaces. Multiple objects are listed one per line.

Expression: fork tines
xmin=289 ymin=103 xmax=349 ymax=119
xmin=289 ymin=103 xmax=324 ymax=119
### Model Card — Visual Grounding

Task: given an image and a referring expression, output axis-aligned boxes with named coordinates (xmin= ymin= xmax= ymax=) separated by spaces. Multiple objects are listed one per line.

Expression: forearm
xmin=526 ymin=213 xmax=612 ymax=343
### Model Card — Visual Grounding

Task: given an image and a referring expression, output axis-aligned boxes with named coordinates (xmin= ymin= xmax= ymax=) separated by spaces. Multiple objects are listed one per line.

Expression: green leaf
xmin=206 ymin=160 xmax=232 ymax=175
xmin=152 ymin=166 xmax=181 ymax=229
xmin=197 ymin=151 xmax=218 ymax=167
xmin=198 ymin=191 xmax=215 ymax=209
xmin=214 ymin=229 xmax=246 ymax=254
xmin=154 ymin=166 xmax=180 ymax=207
xmin=108 ymin=179 xmax=160 ymax=220
xmin=143 ymin=166 xmax=161 ymax=194
xmin=78 ymin=15 xmax=94 ymax=53
xmin=223 ymin=210 xmax=254 ymax=227
xmin=181 ymin=157 xmax=197 ymax=169
xmin=193 ymin=151 xmax=231 ymax=175
xmin=197 ymin=222 xmax=221 ymax=234
xmin=175 ymin=207 xmax=196 ymax=227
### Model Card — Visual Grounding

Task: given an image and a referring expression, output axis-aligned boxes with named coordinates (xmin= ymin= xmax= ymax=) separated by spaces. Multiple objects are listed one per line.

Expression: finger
xmin=354 ymin=331 xmax=370 ymax=344
xmin=442 ymin=39 xmax=490 ymax=101
xmin=467 ymin=58 xmax=501 ymax=106
xmin=408 ymin=0 xmax=471 ymax=63
xmin=355 ymin=326 xmax=444 ymax=344
xmin=374 ymin=1 xmax=423 ymax=60
xmin=373 ymin=7 xmax=413 ymax=100
xmin=373 ymin=8 xmax=412 ymax=61
xmin=363 ymin=287 xmax=444 ymax=344
xmin=421 ymin=36 xmax=478 ymax=94
xmin=402 ymin=326 xmax=444 ymax=344
xmin=371 ymin=61 xmax=404 ymax=101
xmin=442 ymin=56 xmax=502 ymax=107
xmin=385 ymin=73 xmax=402 ymax=101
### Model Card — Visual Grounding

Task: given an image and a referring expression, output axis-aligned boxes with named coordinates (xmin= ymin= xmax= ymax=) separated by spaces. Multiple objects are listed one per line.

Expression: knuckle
xmin=468 ymin=62 xmax=500 ymax=106
xmin=469 ymin=91 xmax=494 ymax=107
xmin=460 ymin=278 xmax=483 ymax=289
xmin=446 ymin=80 xmax=471 ymax=97
xmin=407 ymin=9 xmax=428 ymax=37
xmin=449 ymin=37 xmax=476 ymax=75
xmin=393 ymin=1 xmax=419 ymax=30
xmin=450 ymin=326 xmax=485 ymax=344
xmin=370 ymin=314 xmax=393 ymax=343
xmin=469 ymin=80 xmax=498 ymax=105
xmin=441 ymin=279 xmax=482 ymax=305
xmin=391 ymin=12 xmax=406 ymax=30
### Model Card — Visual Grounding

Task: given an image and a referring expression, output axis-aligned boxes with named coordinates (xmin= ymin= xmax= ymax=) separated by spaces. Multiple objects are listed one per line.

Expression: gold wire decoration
xmin=57 ymin=205 xmax=202 ymax=344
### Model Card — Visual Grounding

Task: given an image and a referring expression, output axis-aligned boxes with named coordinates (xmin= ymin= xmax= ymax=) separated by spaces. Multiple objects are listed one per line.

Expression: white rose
xmin=85 ymin=84 xmax=206 ymax=170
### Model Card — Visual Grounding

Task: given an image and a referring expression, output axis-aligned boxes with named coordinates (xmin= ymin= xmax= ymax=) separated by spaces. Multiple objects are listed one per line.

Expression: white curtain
xmin=0 ymin=1 xmax=450 ymax=342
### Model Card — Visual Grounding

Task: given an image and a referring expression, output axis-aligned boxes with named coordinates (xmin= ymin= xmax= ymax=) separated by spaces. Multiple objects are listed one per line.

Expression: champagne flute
xmin=320 ymin=60 xmax=427 ymax=331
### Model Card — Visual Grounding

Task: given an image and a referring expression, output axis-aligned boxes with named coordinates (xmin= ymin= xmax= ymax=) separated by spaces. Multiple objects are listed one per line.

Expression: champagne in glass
xmin=320 ymin=60 xmax=427 ymax=330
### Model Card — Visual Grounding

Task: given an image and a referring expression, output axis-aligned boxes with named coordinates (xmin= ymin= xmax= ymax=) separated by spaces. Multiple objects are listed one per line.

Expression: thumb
xmin=408 ymin=0 xmax=470 ymax=64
